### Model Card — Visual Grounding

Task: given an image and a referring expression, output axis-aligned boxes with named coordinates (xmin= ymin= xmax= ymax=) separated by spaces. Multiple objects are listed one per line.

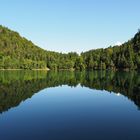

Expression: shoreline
xmin=0 ymin=69 xmax=137 ymax=71
xmin=0 ymin=69 xmax=50 ymax=71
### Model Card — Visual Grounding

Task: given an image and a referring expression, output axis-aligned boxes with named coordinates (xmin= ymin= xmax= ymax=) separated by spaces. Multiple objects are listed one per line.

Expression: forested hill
xmin=0 ymin=25 xmax=140 ymax=70
xmin=0 ymin=25 xmax=80 ymax=70
xmin=0 ymin=25 xmax=47 ymax=69
xmin=82 ymin=30 xmax=140 ymax=70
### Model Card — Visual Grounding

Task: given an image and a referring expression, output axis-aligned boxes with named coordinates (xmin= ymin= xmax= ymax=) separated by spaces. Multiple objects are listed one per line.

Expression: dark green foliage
xmin=0 ymin=25 xmax=140 ymax=70
xmin=74 ymin=57 xmax=85 ymax=70
xmin=81 ymin=30 xmax=140 ymax=70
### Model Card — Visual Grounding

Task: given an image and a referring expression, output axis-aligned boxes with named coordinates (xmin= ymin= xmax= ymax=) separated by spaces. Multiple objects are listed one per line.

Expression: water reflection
xmin=0 ymin=70 xmax=140 ymax=113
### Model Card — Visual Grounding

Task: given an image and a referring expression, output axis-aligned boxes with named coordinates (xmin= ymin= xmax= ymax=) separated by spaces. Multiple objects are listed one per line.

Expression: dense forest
xmin=0 ymin=70 xmax=140 ymax=113
xmin=0 ymin=25 xmax=140 ymax=70
xmin=82 ymin=30 xmax=140 ymax=70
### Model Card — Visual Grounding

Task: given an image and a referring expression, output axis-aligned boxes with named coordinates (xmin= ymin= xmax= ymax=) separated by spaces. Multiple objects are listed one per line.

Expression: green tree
xmin=74 ymin=57 xmax=85 ymax=70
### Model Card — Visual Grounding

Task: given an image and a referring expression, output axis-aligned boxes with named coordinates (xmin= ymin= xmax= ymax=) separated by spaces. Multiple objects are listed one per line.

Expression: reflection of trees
xmin=81 ymin=71 xmax=140 ymax=108
xmin=0 ymin=70 xmax=140 ymax=113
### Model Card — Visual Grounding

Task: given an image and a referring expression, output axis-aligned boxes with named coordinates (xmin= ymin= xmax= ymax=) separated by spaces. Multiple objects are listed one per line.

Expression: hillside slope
xmin=82 ymin=30 xmax=140 ymax=70
xmin=0 ymin=25 xmax=47 ymax=69
xmin=0 ymin=25 xmax=79 ymax=70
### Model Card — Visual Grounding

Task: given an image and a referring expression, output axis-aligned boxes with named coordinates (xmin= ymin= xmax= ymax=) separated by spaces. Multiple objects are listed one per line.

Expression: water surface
xmin=0 ymin=70 xmax=140 ymax=140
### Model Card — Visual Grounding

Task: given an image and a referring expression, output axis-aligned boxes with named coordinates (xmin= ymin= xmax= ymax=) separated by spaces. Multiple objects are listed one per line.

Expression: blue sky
xmin=0 ymin=0 xmax=140 ymax=53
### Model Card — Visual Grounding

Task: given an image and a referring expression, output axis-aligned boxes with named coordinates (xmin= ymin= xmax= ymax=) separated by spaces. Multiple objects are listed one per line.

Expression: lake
xmin=0 ymin=70 xmax=140 ymax=140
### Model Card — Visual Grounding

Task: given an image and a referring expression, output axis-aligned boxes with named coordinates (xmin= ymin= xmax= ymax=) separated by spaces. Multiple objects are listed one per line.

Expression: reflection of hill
xmin=81 ymin=71 xmax=140 ymax=108
xmin=0 ymin=70 xmax=140 ymax=113
xmin=0 ymin=71 xmax=48 ymax=113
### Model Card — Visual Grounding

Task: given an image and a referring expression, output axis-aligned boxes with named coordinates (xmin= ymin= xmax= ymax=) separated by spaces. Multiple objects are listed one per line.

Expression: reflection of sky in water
xmin=0 ymin=85 xmax=140 ymax=140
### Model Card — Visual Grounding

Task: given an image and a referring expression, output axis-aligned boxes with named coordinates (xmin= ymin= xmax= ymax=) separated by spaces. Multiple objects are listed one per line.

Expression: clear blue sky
xmin=0 ymin=0 xmax=140 ymax=53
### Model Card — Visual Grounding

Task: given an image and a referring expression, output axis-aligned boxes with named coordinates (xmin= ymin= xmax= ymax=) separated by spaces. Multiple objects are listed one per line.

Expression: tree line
xmin=0 ymin=25 xmax=140 ymax=70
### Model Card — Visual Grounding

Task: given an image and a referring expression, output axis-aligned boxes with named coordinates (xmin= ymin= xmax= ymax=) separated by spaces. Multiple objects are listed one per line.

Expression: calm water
xmin=0 ymin=70 xmax=140 ymax=140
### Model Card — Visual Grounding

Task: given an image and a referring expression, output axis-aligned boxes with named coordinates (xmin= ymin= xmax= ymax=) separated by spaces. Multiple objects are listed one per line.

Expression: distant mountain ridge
xmin=0 ymin=25 xmax=140 ymax=70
